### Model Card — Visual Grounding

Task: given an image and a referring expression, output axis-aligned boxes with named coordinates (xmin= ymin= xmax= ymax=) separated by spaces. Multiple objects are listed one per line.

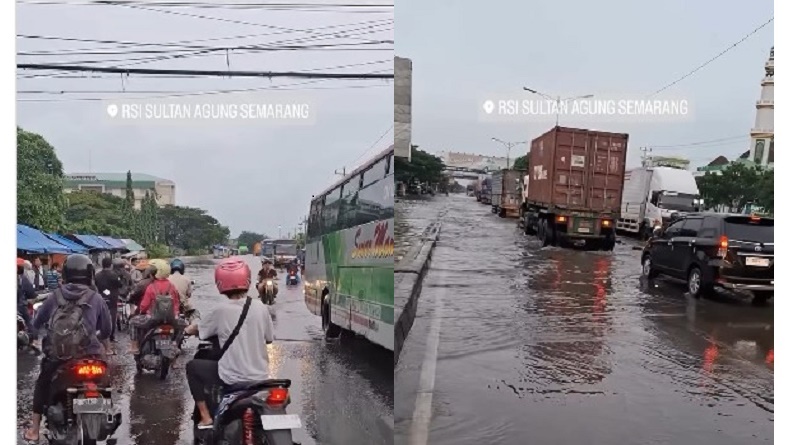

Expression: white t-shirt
xmin=198 ymin=297 xmax=275 ymax=385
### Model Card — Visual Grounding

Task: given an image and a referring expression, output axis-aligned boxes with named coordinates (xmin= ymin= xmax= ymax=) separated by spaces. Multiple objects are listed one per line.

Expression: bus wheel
xmin=321 ymin=292 xmax=341 ymax=339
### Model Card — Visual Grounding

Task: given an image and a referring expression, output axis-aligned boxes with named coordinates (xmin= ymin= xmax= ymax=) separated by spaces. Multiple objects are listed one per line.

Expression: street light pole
xmin=522 ymin=87 xmax=594 ymax=126
xmin=491 ymin=138 xmax=527 ymax=169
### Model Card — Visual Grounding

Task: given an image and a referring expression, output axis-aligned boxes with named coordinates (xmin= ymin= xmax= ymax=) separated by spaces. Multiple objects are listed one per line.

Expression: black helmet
xmin=170 ymin=258 xmax=185 ymax=275
xmin=112 ymin=258 xmax=126 ymax=269
xmin=63 ymin=254 xmax=95 ymax=286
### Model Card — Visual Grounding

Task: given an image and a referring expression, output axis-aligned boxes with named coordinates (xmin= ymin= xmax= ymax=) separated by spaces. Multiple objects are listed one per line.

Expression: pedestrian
xmin=17 ymin=258 xmax=37 ymax=343
xmin=31 ymin=257 xmax=48 ymax=291
xmin=45 ymin=262 xmax=62 ymax=290
xmin=130 ymin=257 xmax=144 ymax=284
xmin=95 ymin=257 xmax=122 ymax=349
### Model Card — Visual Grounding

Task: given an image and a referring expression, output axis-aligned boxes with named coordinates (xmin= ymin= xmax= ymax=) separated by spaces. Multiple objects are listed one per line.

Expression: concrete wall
xmin=395 ymin=56 xmax=412 ymax=161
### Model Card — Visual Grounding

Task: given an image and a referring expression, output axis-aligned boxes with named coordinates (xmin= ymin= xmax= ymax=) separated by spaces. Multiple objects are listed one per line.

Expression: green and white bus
xmin=304 ymin=145 xmax=394 ymax=350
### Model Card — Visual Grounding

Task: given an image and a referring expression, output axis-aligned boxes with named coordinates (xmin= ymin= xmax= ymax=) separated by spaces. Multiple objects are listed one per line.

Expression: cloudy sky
xmin=396 ymin=0 xmax=773 ymax=169
xmin=17 ymin=1 xmax=393 ymax=237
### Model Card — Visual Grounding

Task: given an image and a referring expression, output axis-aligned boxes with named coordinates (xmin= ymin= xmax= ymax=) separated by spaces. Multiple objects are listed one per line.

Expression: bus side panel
xmin=330 ymin=218 xmax=395 ymax=351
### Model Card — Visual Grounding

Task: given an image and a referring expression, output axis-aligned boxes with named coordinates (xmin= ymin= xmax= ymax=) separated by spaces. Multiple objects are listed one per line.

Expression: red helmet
xmin=214 ymin=257 xmax=251 ymax=295
xmin=16 ymin=258 xmax=25 ymax=267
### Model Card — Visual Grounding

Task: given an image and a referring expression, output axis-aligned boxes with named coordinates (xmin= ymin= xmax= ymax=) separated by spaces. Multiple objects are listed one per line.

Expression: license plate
xmin=260 ymin=414 xmax=302 ymax=430
xmin=746 ymin=257 xmax=770 ymax=267
xmin=577 ymin=228 xmax=590 ymax=233
xmin=156 ymin=339 xmax=174 ymax=350
xmin=73 ymin=398 xmax=112 ymax=414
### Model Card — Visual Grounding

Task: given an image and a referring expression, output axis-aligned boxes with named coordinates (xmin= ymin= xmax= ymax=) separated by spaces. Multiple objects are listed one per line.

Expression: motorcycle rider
xmin=95 ymin=257 xmax=123 ymax=349
xmin=129 ymin=259 xmax=182 ymax=354
xmin=22 ymin=254 xmax=113 ymax=443
xmin=257 ymin=257 xmax=278 ymax=298
xmin=130 ymin=258 xmax=144 ymax=284
xmin=168 ymin=258 xmax=193 ymax=313
xmin=113 ymin=258 xmax=133 ymax=299
xmin=183 ymin=257 xmax=275 ymax=432
xmin=129 ymin=263 xmax=156 ymax=311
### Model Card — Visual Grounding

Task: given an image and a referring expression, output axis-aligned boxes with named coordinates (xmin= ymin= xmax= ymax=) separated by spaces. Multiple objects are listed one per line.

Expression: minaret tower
xmin=749 ymin=46 xmax=774 ymax=167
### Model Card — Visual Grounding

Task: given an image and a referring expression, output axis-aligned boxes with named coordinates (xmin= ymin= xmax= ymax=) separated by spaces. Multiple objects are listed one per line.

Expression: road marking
xmin=409 ymin=269 xmax=445 ymax=445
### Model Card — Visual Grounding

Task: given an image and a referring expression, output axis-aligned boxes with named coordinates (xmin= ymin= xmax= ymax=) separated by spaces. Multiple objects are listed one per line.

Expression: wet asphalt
xmin=18 ymin=255 xmax=393 ymax=445
xmin=395 ymin=195 xmax=773 ymax=445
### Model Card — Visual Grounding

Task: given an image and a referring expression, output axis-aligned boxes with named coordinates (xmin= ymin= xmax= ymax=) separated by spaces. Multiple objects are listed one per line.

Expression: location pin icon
xmin=483 ymin=100 xmax=495 ymax=114
xmin=107 ymin=104 xmax=118 ymax=117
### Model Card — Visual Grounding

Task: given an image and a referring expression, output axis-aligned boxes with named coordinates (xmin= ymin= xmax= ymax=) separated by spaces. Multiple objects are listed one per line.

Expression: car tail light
xmin=556 ymin=215 xmax=567 ymax=223
xmin=76 ymin=363 xmax=106 ymax=379
xmin=717 ymin=236 xmax=729 ymax=258
xmin=158 ymin=325 xmax=173 ymax=335
xmin=266 ymin=388 xmax=289 ymax=405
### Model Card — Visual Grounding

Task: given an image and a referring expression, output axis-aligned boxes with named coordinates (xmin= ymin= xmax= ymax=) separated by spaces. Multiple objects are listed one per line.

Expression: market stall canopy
xmin=98 ymin=236 xmax=128 ymax=251
xmin=121 ymin=239 xmax=145 ymax=251
xmin=71 ymin=234 xmax=112 ymax=251
xmin=45 ymin=233 xmax=88 ymax=254
xmin=17 ymin=224 xmax=73 ymax=254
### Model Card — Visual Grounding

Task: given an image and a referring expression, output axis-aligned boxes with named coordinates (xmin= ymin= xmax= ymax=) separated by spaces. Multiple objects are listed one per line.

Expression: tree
xmin=395 ymin=146 xmax=445 ymax=185
xmin=17 ymin=127 xmax=66 ymax=231
xmin=238 ymin=231 xmax=266 ymax=249
xmin=512 ymin=155 xmax=529 ymax=171
xmin=696 ymin=163 xmax=765 ymax=213
xmin=63 ymin=190 xmax=132 ymax=237
xmin=159 ymin=205 xmax=230 ymax=253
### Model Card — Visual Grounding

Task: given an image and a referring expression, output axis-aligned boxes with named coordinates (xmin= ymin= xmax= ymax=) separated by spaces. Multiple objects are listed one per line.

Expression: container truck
xmin=520 ymin=126 xmax=628 ymax=251
xmin=491 ymin=169 xmax=527 ymax=218
xmin=480 ymin=175 xmax=493 ymax=205
xmin=616 ymin=166 xmax=702 ymax=239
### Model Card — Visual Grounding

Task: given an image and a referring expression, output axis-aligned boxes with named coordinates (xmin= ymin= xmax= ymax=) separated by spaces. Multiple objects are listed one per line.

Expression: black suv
xmin=641 ymin=213 xmax=774 ymax=304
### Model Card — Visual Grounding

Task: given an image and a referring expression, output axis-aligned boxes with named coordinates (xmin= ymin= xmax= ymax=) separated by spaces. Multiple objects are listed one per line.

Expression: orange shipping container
xmin=253 ymin=242 xmax=262 ymax=256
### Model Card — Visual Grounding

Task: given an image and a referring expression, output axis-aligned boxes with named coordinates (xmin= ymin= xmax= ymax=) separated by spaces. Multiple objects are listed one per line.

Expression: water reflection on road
xmin=395 ymin=195 xmax=773 ymax=445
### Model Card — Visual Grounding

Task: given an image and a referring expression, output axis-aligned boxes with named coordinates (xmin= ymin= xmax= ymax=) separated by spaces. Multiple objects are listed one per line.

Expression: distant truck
xmin=491 ymin=169 xmax=526 ymax=218
xmin=616 ymin=166 xmax=702 ymax=239
xmin=480 ymin=176 xmax=493 ymax=205
xmin=520 ymin=126 xmax=628 ymax=251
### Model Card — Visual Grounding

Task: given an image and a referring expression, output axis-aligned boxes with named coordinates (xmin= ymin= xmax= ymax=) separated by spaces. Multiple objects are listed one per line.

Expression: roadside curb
xmin=394 ymin=220 xmax=441 ymax=364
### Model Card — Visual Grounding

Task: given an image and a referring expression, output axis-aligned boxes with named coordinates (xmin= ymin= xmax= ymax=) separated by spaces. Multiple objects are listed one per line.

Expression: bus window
xmin=363 ymin=157 xmax=387 ymax=187
xmin=322 ymin=186 xmax=342 ymax=232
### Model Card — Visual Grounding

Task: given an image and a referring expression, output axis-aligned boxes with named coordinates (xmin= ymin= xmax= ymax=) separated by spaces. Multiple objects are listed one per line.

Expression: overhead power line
xmin=17 ymin=1 xmax=394 ymax=8
xmin=649 ymin=135 xmax=749 ymax=149
xmin=648 ymin=16 xmax=774 ymax=98
xmin=349 ymin=124 xmax=392 ymax=168
xmin=17 ymin=63 xmax=394 ymax=79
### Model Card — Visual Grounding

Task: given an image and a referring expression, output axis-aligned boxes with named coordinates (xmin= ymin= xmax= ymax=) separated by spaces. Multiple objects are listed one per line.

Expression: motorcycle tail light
xmin=84 ymin=382 xmax=100 ymax=398
xmin=158 ymin=325 xmax=173 ymax=335
xmin=266 ymin=388 xmax=288 ymax=405
xmin=76 ymin=363 xmax=106 ymax=378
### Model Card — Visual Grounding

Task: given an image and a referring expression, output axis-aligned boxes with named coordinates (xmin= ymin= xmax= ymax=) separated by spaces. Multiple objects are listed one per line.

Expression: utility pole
xmin=491 ymin=138 xmax=527 ymax=169
xmin=640 ymin=147 xmax=653 ymax=167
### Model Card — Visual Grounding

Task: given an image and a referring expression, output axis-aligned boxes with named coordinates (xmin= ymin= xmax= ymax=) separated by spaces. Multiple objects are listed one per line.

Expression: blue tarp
xmin=46 ymin=233 xmax=88 ymax=254
xmin=98 ymin=236 xmax=128 ymax=250
xmin=17 ymin=225 xmax=72 ymax=254
xmin=72 ymin=234 xmax=111 ymax=250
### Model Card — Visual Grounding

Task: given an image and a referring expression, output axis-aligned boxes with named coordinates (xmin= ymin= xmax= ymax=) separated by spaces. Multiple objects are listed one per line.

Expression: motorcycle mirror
xmin=653 ymin=226 xmax=663 ymax=237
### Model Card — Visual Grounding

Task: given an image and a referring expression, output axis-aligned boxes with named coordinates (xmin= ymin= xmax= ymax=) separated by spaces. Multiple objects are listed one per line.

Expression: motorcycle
xmin=286 ymin=269 xmax=298 ymax=287
xmin=134 ymin=322 xmax=179 ymax=380
xmin=116 ymin=298 xmax=132 ymax=332
xmin=192 ymin=341 xmax=302 ymax=445
xmin=260 ymin=280 xmax=276 ymax=305
xmin=42 ymin=357 xmax=122 ymax=445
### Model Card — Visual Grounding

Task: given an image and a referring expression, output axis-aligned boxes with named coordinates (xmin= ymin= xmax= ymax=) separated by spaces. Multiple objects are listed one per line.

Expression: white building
xmin=748 ymin=46 xmax=774 ymax=167
xmin=436 ymin=151 xmax=510 ymax=171
xmin=63 ymin=172 xmax=176 ymax=209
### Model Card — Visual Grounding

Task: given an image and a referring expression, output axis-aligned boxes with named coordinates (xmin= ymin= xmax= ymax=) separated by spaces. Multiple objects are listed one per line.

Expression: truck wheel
xmin=539 ymin=220 xmax=551 ymax=247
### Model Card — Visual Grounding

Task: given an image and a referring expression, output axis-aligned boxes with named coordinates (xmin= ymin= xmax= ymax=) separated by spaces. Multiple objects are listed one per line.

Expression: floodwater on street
xmin=395 ymin=197 xmax=444 ymax=263
xmin=395 ymin=195 xmax=773 ymax=445
xmin=18 ymin=255 xmax=393 ymax=445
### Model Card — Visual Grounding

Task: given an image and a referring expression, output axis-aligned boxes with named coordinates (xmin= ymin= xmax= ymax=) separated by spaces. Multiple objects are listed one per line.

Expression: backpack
xmin=47 ymin=289 xmax=92 ymax=360
xmin=151 ymin=281 xmax=176 ymax=324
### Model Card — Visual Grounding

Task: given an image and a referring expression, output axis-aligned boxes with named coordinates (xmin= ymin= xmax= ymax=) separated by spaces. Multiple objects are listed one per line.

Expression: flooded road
xmin=395 ymin=195 xmax=773 ymax=445
xmin=18 ymin=255 xmax=393 ymax=445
